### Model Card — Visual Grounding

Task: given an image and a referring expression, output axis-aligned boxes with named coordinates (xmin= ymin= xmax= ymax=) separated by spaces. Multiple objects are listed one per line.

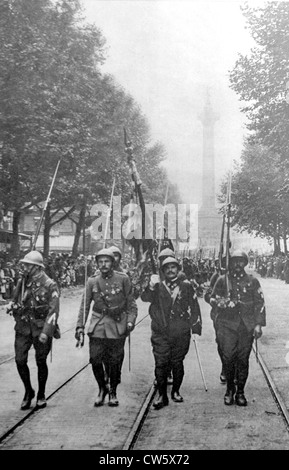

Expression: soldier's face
xmin=97 ymin=256 xmax=113 ymax=272
xmin=113 ymin=253 xmax=121 ymax=264
xmin=231 ymin=257 xmax=246 ymax=273
xmin=21 ymin=262 xmax=37 ymax=277
xmin=163 ymin=263 xmax=178 ymax=280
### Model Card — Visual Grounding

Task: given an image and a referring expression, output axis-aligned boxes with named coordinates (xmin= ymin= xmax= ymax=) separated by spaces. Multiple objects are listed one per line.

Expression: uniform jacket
xmin=76 ymin=270 xmax=137 ymax=339
xmin=210 ymin=271 xmax=266 ymax=331
xmin=141 ymin=278 xmax=201 ymax=336
xmin=13 ymin=271 xmax=60 ymax=338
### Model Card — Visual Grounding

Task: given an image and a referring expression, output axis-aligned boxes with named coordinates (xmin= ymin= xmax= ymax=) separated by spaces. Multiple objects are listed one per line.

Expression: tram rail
xmin=1 ymin=343 xmax=288 ymax=450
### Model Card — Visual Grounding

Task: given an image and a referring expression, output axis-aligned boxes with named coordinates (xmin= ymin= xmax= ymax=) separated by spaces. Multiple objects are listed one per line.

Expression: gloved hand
xmin=126 ymin=322 xmax=135 ymax=333
xmin=254 ymin=324 xmax=262 ymax=339
xmin=39 ymin=332 xmax=48 ymax=344
xmin=191 ymin=318 xmax=202 ymax=336
xmin=215 ymin=297 xmax=229 ymax=309
xmin=75 ymin=327 xmax=84 ymax=341
xmin=149 ymin=274 xmax=160 ymax=290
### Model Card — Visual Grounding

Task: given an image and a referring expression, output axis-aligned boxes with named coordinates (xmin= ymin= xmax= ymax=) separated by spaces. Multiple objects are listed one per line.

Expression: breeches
xmin=216 ymin=321 xmax=254 ymax=390
xmin=89 ymin=337 xmax=125 ymax=368
xmin=151 ymin=331 xmax=190 ymax=391
xmin=14 ymin=332 xmax=52 ymax=367
xmin=151 ymin=331 xmax=191 ymax=368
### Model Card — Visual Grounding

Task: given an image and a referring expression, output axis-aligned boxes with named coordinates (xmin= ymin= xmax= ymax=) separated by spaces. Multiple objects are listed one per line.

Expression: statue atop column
xmin=197 ymin=90 xmax=222 ymax=253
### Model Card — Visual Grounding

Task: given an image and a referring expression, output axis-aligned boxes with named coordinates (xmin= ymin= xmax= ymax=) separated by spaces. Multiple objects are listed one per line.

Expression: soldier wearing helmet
xmin=210 ymin=250 xmax=266 ymax=407
xmin=204 ymin=255 xmax=227 ymax=384
xmin=75 ymin=248 xmax=137 ymax=407
xmin=141 ymin=256 xmax=202 ymax=410
xmin=108 ymin=245 xmax=123 ymax=272
xmin=7 ymin=250 xmax=60 ymax=410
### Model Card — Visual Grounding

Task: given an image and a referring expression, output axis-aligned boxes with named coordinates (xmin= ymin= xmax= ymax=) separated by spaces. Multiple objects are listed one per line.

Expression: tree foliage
xmin=227 ymin=2 xmax=289 ymax=251
xmin=0 ymin=0 xmax=176 ymax=257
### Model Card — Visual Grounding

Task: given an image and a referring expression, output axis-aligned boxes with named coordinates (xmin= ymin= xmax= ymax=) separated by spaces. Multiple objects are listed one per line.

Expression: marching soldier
xmin=210 ymin=250 xmax=266 ymax=406
xmin=141 ymin=257 xmax=202 ymax=410
xmin=7 ymin=250 xmax=60 ymax=410
xmin=204 ymin=256 xmax=227 ymax=384
xmin=108 ymin=245 xmax=124 ymax=272
xmin=75 ymin=248 xmax=137 ymax=407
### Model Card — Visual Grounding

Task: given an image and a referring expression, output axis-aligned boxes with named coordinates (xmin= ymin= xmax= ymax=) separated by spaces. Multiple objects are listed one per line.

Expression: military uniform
xmin=210 ymin=269 xmax=265 ymax=403
xmin=76 ymin=267 xmax=137 ymax=405
xmin=12 ymin=267 xmax=60 ymax=408
xmin=141 ymin=265 xmax=201 ymax=408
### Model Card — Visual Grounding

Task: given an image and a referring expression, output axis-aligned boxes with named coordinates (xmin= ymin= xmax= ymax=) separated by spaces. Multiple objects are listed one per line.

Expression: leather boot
xmin=94 ymin=385 xmax=109 ymax=407
xmin=154 ymin=367 xmax=169 ymax=409
xmin=36 ymin=396 xmax=47 ymax=409
xmin=92 ymin=363 xmax=109 ymax=407
xmin=224 ymin=386 xmax=235 ymax=406
xmin=108 ymin=388 xmax=119 ymax=407
xmin=171 ymin=390 xmax=184 ymax=403
xmin=153 ymin=392 xmax=169 ymax=410
xmin=220 ymin=365 xmax=226 ymax=384
xmin=21 ymin=389 xmax=35 ymax=410
xmin=235 ymin=389 xmax=247 ymax=406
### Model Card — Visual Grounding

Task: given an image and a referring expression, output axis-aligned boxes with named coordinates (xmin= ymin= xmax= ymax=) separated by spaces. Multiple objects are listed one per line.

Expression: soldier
xmin=204 ymin=256 xmax=227 ymax=384
xmin=141 ymin=257 xmax=202 ymax=410
xmin=75 ymin=248 xmax=137 ymax=407
xmin=108 ymin=245 xmax=123 ymax=272
xmin=7 ymin=250 xmax=60 ymax=410
xmin=210 ymin=250 xmax=266 ymax=406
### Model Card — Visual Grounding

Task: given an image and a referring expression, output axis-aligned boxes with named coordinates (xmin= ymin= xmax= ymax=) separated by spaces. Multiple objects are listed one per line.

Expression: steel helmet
xmin=109 ymin=245 xmax=122 ymax=259
xmin=161 ymin=256 xmax=180 ymax=270
xmin=158 ymin=248 xmax=175 ymax=259
xmin=19 ymin=250 xmax=45 ymax=268
xmin=230 ymin=250 xmax=249 ymax=266
xmin=95 ymin=248 xmax=115 ymax=263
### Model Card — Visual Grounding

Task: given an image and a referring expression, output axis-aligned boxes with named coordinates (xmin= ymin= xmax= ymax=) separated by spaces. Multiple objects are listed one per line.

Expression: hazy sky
xmin=81 ymin=0 xmax=262 ymax=205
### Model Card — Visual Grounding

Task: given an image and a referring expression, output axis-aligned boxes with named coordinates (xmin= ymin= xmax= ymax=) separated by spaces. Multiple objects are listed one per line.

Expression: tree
xmin=220 ymin=141 xmax=289 ymax=254
xmin=229 ymin=2 xmax=289 ymax=161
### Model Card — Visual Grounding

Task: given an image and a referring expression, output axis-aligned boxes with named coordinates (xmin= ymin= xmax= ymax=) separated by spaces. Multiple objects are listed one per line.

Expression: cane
xmin=255 ymin=336 xmax=259 ymax=364
xmin=128 ymin=332 xmax=131 ymax=372
xmin=192 ymin=335 xmax=208 ymax=391
xmin=76 ymin=258 xmax=86 ymax=348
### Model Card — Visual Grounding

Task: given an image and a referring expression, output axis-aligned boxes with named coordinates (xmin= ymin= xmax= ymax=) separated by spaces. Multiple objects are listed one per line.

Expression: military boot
xmin=220 ymin=365 xmax=226 ymax=384
xmin=92 ymin=363 xmax=109 ymax=407
xmin=94 ymin=385 xmax=109 ymax=407
xmin=108 ymin=388 xmax=119 ymax=407
xmin=224 ymin=386 xmax=235 ymax=406
xmin=235 ymin=387 xmax=247 ymax=406
xmin=21 ymin=388 xmax=35 ymax=410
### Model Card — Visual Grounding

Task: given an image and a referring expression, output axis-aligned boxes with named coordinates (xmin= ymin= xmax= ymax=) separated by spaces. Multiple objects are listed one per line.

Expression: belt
xmin=93 ymin=306 xmax=125 ymax=316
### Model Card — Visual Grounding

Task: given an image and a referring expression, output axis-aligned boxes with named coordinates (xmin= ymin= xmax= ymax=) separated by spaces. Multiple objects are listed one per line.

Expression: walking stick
xmin=255 ymin=337 xmax=259 ymax=364
xmin=192 ymin=335 xmax=208 ymax=391
xmin=128 ymin=332 xmax=131 ymax=372
xmin=76 ymin=258 xmax=86 ymax=348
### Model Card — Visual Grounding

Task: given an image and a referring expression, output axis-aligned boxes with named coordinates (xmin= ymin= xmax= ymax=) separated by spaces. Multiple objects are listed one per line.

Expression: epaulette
xmin=114 ymin=271 xmax=129 ymax=277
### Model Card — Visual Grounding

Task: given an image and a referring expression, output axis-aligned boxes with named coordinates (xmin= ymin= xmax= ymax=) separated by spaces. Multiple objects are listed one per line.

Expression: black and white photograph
xmin=1 ymin=0 xmax=289 ymax=453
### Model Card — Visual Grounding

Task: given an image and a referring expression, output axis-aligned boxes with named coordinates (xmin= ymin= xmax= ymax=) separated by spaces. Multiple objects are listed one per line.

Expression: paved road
xmin=1 ymin=271 xmax=289 ymax=450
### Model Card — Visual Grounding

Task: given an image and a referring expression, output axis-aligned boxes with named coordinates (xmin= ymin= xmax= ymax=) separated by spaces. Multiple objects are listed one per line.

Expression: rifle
xmin=7 ymin=157 xmax=62 ymax=310
xmin=157 ymin=181 xmax=170 ymax=258
xmin=224 ymin=171 xmax=232 ymax=298
xmin=32 ymin=157 xmax=62 ymax=251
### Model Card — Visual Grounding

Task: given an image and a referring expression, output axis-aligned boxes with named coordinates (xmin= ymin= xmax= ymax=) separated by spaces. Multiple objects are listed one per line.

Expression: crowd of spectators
xmin=2 ymin=248 xmax=289 ymax=302
xmin=255 ymin=253 xmax=289 ymax=283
